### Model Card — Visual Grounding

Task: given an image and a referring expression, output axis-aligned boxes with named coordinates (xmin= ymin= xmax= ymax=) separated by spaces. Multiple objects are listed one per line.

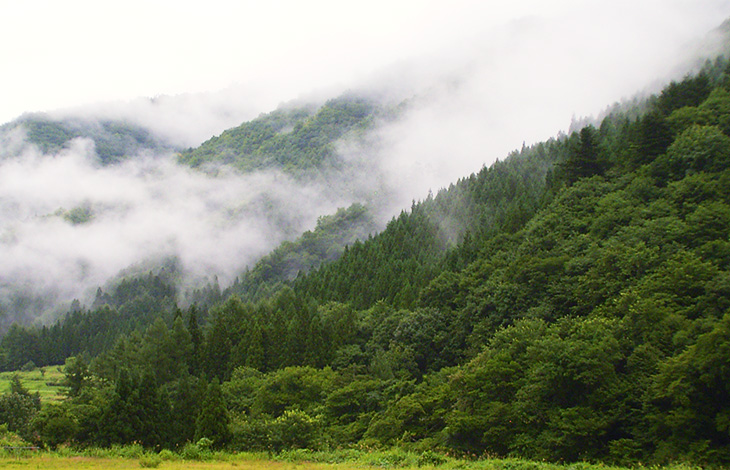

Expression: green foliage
xmin=62 ymin=356 xmax=90 ymax=398
xmin=561 ymin=125 xmax=607 ymax=184
xmin=4 ymin=52 xmax=730 ymax=468
xmin=0 ymin=423 xmax=28 ymax=448
xmin=268 ymin=409 xmax=322 ymax=451
xmin=178 ymin=93 xmax=383 ymax=173
xmin=226 ymin=203 xmax=379 ymax=303
xmin=32 ymin=404 xmax=78 ymax=449
xmin=417 ymin=450 xmax=447 ymax=467
xmin=0 ymin=271 xmax=178 ymax=371
xmin=0 ymin=393 xmax=40 ymax=440
xmin=656 ymin=71 xmax=713 ymax=115
xmin=2 ymin=114 xmax=171 ymax=162
xmin=180 ymin=440 xmax=214 ymax=460
xmin=138 ymin=452 xmax=162 ymax=468
xmin=659 ymin=124 xmax=730 ymax=178
xmin=195 ymin=379 xmax=231 ymax=448
xmin=59 ymin=205 xmax=94 ymax=225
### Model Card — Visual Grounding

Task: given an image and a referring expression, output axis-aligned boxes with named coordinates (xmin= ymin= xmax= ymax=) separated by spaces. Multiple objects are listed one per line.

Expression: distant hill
xmin=0 ymin=91 xmax=399 ymax=331
xmin=178 ymin=93 xmax=393 ymax=174
xmin=0 ymin=114 xmax=175 ymax=163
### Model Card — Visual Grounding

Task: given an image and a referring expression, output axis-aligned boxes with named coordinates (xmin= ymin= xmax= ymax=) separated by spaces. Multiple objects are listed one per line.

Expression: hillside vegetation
xmin=1 ymin=57 xmax=730 ymax=466
xmin=177 ymin=93 xmax=388 ymax=173
xmin=0 ymin=114 xmax=173 ymax=163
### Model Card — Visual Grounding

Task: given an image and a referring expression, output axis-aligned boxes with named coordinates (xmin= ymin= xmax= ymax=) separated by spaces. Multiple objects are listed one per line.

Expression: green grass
xmin=0 ymin=448 xmax=706 ymax=470
xmin=0 ymin=367 xmax=66 ymax=403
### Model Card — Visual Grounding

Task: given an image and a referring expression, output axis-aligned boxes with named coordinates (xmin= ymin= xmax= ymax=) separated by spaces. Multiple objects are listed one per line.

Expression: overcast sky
xmin=1 ymin=0 xmax=728 ymax=126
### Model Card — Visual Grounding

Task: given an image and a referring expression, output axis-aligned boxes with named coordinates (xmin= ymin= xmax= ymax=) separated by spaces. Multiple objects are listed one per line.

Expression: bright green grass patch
xmin=0 ymin=367 xmax=66 ymax=403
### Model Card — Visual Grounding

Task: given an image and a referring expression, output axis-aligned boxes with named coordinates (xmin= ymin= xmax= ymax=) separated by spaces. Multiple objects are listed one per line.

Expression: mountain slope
xmin=0 ymin=114 xmax=174 ymax=163
xmin=3 ymin=37 xmax=730 ymax=468
xmin=178 ymin=93 xmax=390 ymax=173
xmin=0 ymin=91 xmax=397 ymax=330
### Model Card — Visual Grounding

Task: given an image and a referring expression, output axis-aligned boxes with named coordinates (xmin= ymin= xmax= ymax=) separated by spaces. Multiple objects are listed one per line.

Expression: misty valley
xmin=1 ymin=16 xmax=730 ymax=470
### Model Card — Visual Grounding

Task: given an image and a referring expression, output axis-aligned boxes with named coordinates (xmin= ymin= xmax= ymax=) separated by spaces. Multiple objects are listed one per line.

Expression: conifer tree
xmin=564 ymin=126 xmax=604 ymax=184
xmin=187 ymin=306 xmax=203 ymax=376
xmin=195 ymin=379 xmax=231 ymax=448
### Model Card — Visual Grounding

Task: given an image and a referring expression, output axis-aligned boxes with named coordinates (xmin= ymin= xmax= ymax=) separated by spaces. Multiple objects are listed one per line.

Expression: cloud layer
xmin=0 ymin=140 xmax=357 ymax=320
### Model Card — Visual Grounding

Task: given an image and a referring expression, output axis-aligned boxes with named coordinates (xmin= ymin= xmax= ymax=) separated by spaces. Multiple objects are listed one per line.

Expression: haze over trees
xmin=0 ymin=15 xmax=730 ymax=469
xmin=0 ymin=54 xmax=729 ymax=466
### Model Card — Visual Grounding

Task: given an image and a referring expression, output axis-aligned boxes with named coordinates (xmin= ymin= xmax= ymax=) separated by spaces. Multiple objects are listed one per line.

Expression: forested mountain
xmin=2 ymin=42 xmax=730 ymax=468
xmin=0 ymin=114 xmax=174 ymax=163
xmin=178 ymin=93 xmax=391 ymax=173
xmin=222 ymin=203 xmax=378 ymax=304
xmin=0 ymin=92 xmax=393 ymax=331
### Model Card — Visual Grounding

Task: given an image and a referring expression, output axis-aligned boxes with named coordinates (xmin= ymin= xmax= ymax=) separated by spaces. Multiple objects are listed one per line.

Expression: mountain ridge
xmin=1 ymin=25 xmax=730 ymax=465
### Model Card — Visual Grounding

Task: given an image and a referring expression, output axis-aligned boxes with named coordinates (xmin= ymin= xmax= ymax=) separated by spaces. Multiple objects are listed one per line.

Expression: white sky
xmin=2 ymin=0 xmax=728 ymax=126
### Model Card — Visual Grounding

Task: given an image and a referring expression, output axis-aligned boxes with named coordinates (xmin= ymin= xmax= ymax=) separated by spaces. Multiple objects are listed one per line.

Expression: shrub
xmin=157 ymin=449 xmax=177 ymax=461
xmin=139 ymin=453 xmax=162 ymax=468
xmin=365 ymin=449 xmax=416 ymax=468
xmin=270 ymin=409 xmax=321 ymax=451
xmin=418 ymin=450 xmax=447 ymax=467
xmin=113 ymin=443 xmax=144 ymax=459
xmin=180 ymin=441 xmax=213 ymax=461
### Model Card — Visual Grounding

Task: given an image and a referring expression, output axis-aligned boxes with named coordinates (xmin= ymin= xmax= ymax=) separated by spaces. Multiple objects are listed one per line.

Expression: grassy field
xmin=0 ymin=367 xmax=66 ymax=403
xmin=0 ymin=455 xmax=315 ymax=469
xmin=0 ymin=448 xmax=705 ymax=470
xmin=0 ymin=455 xmax=312 ymax=469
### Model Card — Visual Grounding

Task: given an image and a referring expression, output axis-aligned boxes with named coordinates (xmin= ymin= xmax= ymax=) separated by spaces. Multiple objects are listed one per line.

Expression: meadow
xmin=0 ymin=367 xmax=66 ymax=403
xmin=0 ymin=447 xmax=706 ymax=470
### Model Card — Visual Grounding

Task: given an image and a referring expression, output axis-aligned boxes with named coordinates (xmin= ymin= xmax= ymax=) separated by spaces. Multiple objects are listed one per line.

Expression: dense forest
xmin=1 ymin=54 xmax=730 ymax=466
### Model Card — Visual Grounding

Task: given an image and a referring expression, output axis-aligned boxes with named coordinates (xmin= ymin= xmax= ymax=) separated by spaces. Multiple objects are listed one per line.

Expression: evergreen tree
xmin=563 ymin=125 xmax=604 ymax=184
xmin=187 ymin=306 xmax=203 ymax=376
xmin=195 ymin=379 xmax=231 ymax=448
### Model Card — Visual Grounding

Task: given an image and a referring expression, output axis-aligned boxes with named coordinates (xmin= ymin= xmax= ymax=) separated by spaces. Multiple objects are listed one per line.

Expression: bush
xmin=0 ymin=423 xmax=28 ymax=447
xmin=32 ymin=404 xmax=78 ymax=449
xmin=180 ymin=441 xmax=213 ymax=461
xmin=139 ymin=453 xmax=162 ymax=468
xmin=230 ymin=417 xmax=270 ymax=451
xmin=365 ymin=449 xmax=416 ymax=468
xmin=270 ymin=409 xmax=321 ymax=451
xmin=157 ymin=449 xmax=177 ymax=461
xmin=113 ymin=443 xmax=144 ymax=459
xmin=418 ymin=450 xmax=447 ymax=467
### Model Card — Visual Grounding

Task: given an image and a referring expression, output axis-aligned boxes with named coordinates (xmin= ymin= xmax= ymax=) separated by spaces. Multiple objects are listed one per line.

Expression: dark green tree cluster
xmin=0 ymin=375 xmax=41 ymax=442
xmin=224 ymin=203 xmax=380 ymax=304
xmin=0 ymin=272 xmax=178 ymax=370
xmin=31 ymin=356 xmax=229 ymax=450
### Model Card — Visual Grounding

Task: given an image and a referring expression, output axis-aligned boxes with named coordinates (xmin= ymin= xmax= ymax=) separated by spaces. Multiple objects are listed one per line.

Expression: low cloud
xmin=356 ymin=1 xmax=730 ymax=206
xmin=0 ymin=139 xmax=357 ymax=321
